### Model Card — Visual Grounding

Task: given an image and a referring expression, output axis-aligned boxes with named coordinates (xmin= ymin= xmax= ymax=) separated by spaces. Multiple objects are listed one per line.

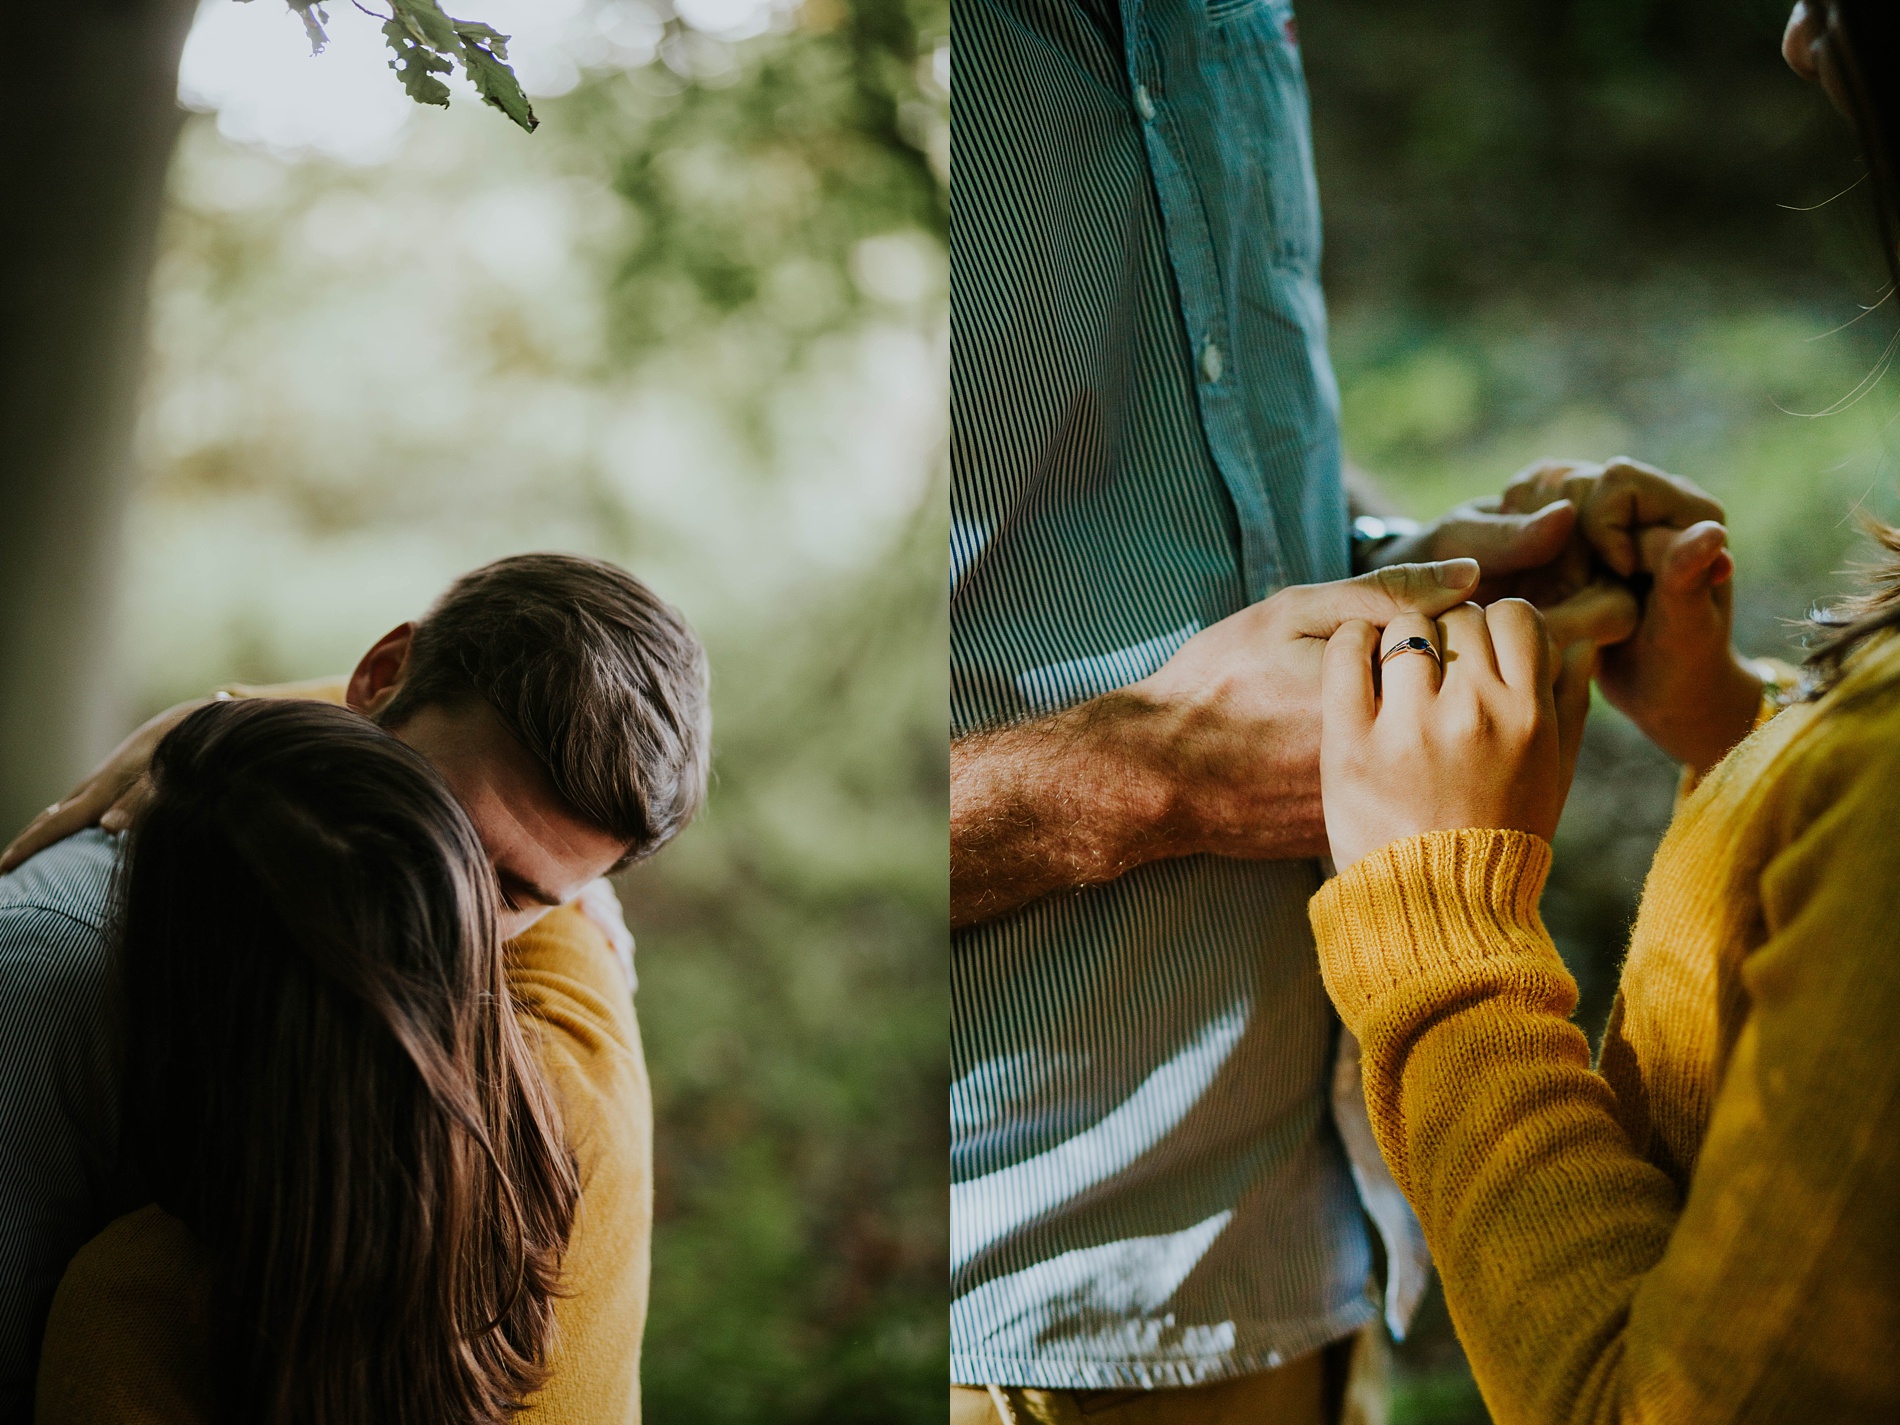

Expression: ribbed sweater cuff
xmin=1310 ymin=829 xmax=1554 ymax=1021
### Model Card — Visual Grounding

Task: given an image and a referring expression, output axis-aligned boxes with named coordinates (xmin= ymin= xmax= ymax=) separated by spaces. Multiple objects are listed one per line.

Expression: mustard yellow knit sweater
xmin=33 ymin=902 xmax=652 ymax=1424
xmin=1309 ymin=640 xmax=1900 ymax=1424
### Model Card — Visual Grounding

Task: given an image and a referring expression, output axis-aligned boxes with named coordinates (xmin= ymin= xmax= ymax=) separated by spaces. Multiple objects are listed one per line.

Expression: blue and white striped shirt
xmin=0 ymin=831 xmax=124 ymax=1419
xmin=950 ymin=0 xmax=1425 ymax=1388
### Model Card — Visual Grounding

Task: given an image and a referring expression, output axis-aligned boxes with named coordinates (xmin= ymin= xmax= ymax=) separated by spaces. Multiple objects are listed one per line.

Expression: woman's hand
xmin=1593 ymin=523 xmax=1762 ymax=778
xmin=0 ymin=697 xmax=215 ymax=872
xmin=1498 ymin=458 xmax=1762 ymax=776
xmin=1321 ymin=600 xmax=1592 ymax=871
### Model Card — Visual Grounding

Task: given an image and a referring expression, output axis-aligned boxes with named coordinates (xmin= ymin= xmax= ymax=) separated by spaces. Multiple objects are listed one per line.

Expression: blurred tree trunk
xmin=0 ymin=0 xmax=199 ymax=837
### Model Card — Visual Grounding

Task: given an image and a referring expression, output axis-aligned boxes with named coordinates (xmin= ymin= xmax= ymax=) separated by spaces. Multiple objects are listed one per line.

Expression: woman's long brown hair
xmin=117 ymin=699 xmax=579 ymax=1423
xmin=1806 ymin=1 xmax=1900 ymax=684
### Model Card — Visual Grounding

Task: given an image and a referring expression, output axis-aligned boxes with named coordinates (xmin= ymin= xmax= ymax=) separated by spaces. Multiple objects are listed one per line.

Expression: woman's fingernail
xmin=1436 ymin=558 xmax=1480 ymax=586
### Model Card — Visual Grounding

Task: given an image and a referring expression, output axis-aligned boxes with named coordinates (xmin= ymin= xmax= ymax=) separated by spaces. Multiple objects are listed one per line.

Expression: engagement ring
xmin=1380 ymin=635 xmax=1441 ymax=669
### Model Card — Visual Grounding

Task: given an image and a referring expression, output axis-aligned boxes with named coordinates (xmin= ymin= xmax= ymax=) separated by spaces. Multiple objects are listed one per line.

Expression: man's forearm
xmin=951 ymin=693 xmax=1181 ymax=930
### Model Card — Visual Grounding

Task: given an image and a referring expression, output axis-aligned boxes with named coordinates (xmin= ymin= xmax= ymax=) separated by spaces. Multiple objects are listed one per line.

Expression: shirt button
xmin=1133 ymin=83 xmax=1156 ymax=122
xmin=1200 ymin=341 xmax=1224 ymax=383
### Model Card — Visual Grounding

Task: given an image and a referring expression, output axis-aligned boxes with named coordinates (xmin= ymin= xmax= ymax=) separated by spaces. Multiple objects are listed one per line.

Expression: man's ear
xmin=347 ymin=624 xmax=417 ymax=716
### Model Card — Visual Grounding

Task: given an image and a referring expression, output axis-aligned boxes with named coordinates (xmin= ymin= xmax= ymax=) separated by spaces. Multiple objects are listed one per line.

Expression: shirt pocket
xmin=1201 ymin=0 xmax=1320 ymax=271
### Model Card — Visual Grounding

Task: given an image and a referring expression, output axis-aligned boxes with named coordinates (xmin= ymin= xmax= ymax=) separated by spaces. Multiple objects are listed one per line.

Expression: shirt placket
xmin=1119 ymin=0 xmax=1287 ymax=603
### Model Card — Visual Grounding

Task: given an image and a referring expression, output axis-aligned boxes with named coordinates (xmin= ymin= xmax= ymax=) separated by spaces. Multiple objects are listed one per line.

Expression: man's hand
xmin=951 ymin=559 xmax=1482 ymax=928
xmin=0 ymin=697 xmax=215 ymax=873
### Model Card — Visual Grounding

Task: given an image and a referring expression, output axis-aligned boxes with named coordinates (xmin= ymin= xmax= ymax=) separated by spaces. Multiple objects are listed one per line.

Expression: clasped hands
xmin=1132 ymin=457 xmax=1765 ymax=871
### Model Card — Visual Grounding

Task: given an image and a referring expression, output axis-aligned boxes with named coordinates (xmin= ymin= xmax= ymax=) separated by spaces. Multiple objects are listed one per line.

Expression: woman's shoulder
xmin=1781 ymin=633 xmax=1900 ymax=789
xmin=1678 ymin=635 xmax=1900 ymax=886
xmin=37 ymin=1206 xmax=215 ymax=1425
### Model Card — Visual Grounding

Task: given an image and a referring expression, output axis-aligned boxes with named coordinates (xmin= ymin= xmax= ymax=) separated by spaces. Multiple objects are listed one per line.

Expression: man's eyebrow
xmin=497 ymin=868 xmax=563 ymax=908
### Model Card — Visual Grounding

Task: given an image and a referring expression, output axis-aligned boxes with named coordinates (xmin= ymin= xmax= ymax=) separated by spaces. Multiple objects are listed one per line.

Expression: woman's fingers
xmin=1439 ymin=602 xmax=1499 ymax=683
xmin=1640 ymin=520 xmax=1730 ymax=594
xmin=1486 ymin=598 xmax=1551 ymax=692
xmin=0 ymin=696 xmax=214 ymax=871
xmin=1376 ymin=610 xmax=1443 ymax=704
xmin=0 ymin=779 xmax=114 ymax=873
xmin=98 ymin=775 xmax=155 ymax=835
xmin=1554 ymin=639 xmax=1598 ymax=794
xmin=1578 ymin=458 xmax=1726 ymax=577
xmin=1540 ymin=580 xmax=1640 ymax=650
xmin=1322 ymin=620 xmax=1381 ymax=739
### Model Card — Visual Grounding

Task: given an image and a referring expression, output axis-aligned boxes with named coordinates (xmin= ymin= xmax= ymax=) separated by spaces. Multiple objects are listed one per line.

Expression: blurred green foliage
xmin=1306 ymin=0 xmax=1873 ymax=301
xmin=560 ymin=0 xmax=946 ymax=361
xmin=625 ymin=500 xmax=945 ymax=1422
xmin=1301 ymin=2 xmax=1900 ymax=1420
xmin=131 ymin=0 xmax=944 ymax=1419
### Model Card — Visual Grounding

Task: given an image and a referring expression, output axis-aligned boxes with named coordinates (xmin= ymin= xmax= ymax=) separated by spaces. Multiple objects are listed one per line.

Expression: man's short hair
xmin=377 ymin=554 xmax=710 ymax=865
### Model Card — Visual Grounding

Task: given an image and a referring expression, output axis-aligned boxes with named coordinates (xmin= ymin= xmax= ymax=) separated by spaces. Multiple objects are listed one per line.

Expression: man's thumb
xmin=1441 ymin=500 xmax=1576 ymax=577
xmin=1282 ymin=560 xmax=1479 ymax=637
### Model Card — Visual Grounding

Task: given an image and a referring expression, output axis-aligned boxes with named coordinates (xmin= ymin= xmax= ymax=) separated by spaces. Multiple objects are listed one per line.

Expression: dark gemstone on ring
xmin=1381 ymin=635 xmax=1441 ymax=663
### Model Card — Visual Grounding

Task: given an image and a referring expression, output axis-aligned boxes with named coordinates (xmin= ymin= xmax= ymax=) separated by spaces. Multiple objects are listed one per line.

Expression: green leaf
xmin=451 ymin=18 xmax=509 ymax=51
xmin=388 ymin=0 xmax=459 ymax=52
xmin=454 ymin=21 xmax=539 ymax=134
xmin=381 ymin=17 xmax=453 ymax=108
xmin=286 ymin=0 xmax=329 ymax=55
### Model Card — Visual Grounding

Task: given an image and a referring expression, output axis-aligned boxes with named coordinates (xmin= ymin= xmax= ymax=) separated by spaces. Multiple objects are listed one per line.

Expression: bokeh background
xmin=12 ymin=0 xmax=946 ymax=1421
xmin=1303 ymin=0 xmax=1899 ymax=1418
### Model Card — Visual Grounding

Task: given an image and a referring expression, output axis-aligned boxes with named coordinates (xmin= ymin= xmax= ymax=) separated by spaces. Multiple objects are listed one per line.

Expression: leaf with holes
xmin=381 ymin=17 xmax=453 ymax=108
xmin=387 ymin=0 xmax=460 ymax=51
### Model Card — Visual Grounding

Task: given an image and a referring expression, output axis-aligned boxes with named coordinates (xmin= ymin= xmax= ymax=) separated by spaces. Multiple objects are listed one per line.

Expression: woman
xmin=33 ymin=698 xmax=641 ymax=1423
xmin=1305 ymin=4 xmax=1900 ymax=1421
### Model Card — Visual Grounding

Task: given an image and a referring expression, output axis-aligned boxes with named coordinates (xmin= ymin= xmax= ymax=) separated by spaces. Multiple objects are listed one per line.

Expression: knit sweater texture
xmin=1308 ymin=639 xmax=1900 ymax=1424
xmin=33 ymin=901 xmax=651 ymax=1423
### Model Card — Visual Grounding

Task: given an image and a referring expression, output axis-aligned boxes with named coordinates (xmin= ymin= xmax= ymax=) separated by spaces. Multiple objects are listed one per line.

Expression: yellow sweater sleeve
xmin=36 ymin=1208 xmax=217 ymax=1425
xmin=1310 ymin=821 xmax=1900 ymax=1423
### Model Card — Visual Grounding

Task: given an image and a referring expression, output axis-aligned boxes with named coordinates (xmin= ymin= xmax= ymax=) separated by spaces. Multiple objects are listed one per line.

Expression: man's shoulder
xmin=0 ymin=829 xmax=118 ymax=951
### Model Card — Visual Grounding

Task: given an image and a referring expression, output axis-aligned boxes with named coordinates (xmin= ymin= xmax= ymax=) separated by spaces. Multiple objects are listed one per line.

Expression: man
xmin=0 ymin=553 xmax=709 ymax=1419
xmin=950 ymin=0 xmax=1735 ymax=1419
